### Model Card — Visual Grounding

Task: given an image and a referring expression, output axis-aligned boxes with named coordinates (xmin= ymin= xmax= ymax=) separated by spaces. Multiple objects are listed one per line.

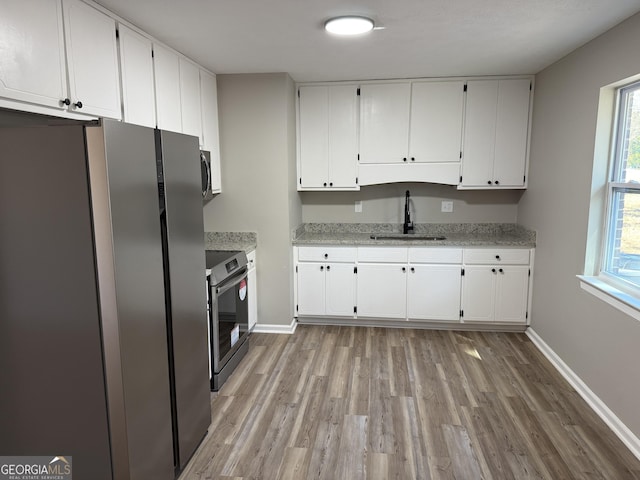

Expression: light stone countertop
xmin=292 ymin=223 xmax=536 ymax=247
xmin=204 ymin=232 xmax=257 ymax=253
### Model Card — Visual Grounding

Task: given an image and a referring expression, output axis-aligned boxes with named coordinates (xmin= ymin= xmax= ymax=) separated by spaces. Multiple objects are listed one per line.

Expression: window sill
xmin=578 ymin=275 xmax=640 ymax=322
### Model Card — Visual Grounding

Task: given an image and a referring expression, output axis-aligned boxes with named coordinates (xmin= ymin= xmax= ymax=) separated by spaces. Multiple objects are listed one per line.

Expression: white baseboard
xmin=251 ymin=318 xmax=298 ymax=334
xmin=526 ymin=328 xmax=640 ymax=461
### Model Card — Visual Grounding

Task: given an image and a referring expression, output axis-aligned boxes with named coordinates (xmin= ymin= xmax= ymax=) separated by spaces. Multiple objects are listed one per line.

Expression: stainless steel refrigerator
xmin=0 ymin=119 xmax=211 ymax=479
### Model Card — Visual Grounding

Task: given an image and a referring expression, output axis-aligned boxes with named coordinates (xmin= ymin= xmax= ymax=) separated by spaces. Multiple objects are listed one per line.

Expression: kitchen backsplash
xmin=300 ymin=182 xmax=524 ymax=225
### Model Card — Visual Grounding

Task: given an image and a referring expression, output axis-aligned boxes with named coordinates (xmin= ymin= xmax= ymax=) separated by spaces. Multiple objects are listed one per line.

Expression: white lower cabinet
xmin=495 ymin=266 xmax=530 ymax=322
xmin=406 ymin=247 xmax=463 ymax=321
xmin=297 ymin=263 xmax=326 ymax=316
xmin=461 ymin=249 xmax=531 ymax=324
xmin=247 ymin=250 xmax=258 ymax=331
xmin=294 ymin=245 xmax=532 ymax=327
xmin=357 ymin=263 xmax=407 ymax=318
xmin=296 ymin=247 xmax=356 ymax=317
xmin=325 ymin=264 xmax=357 ymax=316
xmin=407 ymin=265 xmax=462 ymax=321
xmin=356 ymin=247 xmax=408 ymax=319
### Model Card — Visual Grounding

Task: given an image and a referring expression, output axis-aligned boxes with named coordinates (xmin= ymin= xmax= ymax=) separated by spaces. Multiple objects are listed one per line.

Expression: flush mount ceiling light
xmin=324 ymin=16 xmax=374 ymax=35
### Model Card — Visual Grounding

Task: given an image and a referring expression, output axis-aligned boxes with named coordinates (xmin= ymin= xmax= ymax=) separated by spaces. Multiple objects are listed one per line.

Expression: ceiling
xmin=95 ymin=0 xmax=640 ymax=82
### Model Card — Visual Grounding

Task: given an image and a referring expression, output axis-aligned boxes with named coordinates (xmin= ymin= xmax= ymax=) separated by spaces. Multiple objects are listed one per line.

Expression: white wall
xmin=519 ymin=12 xmax=640 ymax=438
xmin=302 ymin=182 xmax=521 ymax=224
xmin=203 ymin=73 xmax=301 ymax=327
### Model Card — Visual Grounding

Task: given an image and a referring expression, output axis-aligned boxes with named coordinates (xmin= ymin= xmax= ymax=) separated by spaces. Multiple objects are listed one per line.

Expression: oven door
xmin=210 ymin=267 xmax=249 ymax=373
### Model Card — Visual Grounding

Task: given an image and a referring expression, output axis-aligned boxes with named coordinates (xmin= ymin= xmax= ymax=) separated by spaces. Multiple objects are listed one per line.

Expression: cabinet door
xmin=297 ymin=263 xmax=326 ymax=316
xmin=118 ymin=25 xmax=156 ymax=128
xmin=299 ymin=86 xmax=329 ymax=188
xmin=63 ymin=0 xmax=121 ymax=119
xmin=325 ymin=263 xmax=356 ymax=316
xmin=200 ymin=70 xmax=221 ymax=192
xmin=407 ymin=265 xmax=461 ymax=321
xmin=493 ymin=79 xmax=531 ymax=187
xmin=328 ymin=86 xmax=358 ymax=188
xmin=357 ymin=264 xmax=407 ymax=318
xmin=461 ymin=266 xmax=496 ymax=322
xmin=495 ymin=266 xmax=529 ymax=323
xmin=0 ymin=0 xmax=68 ymax=109
xmin=409 ymin=81 xmax=464 ymax=163
xmin=360 ymin=83 xmax=411 ymax=164
xmin=460 ymin=80 xmax=498 ymax=187
xmin=154 ymin=44 xmax=182 ymax=133
xmin=179 ymin=58 xmax=203 ymax=144
xmin=247 ymin=253 xmax=258 ymax=330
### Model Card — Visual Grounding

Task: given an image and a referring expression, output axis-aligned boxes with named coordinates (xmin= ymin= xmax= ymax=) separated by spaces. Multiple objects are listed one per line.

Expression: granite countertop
xmin=292 ymin=223 xmax=536 ymax=247
xmin=204 ymin=232 xmax=257 ymax=253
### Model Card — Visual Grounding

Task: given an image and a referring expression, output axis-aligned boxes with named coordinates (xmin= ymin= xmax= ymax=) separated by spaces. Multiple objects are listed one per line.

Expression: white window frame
xmin=580 ymin=80 xmax=640 ymax=320
xmin=600 ymin=81 xmax=640 ymax=296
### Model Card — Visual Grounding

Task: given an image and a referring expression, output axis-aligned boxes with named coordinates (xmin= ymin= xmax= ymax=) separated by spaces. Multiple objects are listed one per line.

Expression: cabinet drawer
xmin=409 ymin=247 xmax=462 ymax=264
xmin=358 ymin=247 xmax=408 ymax=263
xmin=463 ymin=248 xmax=530 ymax=265
xmin=298 ymin=246 xmax=357 ymax=262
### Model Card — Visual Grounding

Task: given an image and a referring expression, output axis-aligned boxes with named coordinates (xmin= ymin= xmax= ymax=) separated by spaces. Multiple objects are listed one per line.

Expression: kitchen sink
xmin=369 ymin=234 xmax=446 ymax=241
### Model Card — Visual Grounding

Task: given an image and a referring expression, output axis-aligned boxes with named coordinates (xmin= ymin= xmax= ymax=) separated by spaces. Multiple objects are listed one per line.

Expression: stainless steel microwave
xmin=200 ymin=150 xmax=214 ymax=203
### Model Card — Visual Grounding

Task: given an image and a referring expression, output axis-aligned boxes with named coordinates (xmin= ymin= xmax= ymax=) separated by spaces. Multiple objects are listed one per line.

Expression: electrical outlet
xmin=355 ymin=201 xmax=363 ymax=213
xmin=441 ymin=200 xmax=454 ymax=213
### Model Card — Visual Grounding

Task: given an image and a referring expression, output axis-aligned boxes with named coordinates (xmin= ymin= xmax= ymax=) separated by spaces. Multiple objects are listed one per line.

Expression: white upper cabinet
xmin=200 ymin=70 xmax=221 ymax=193
xmin=460 ymin=78 xmax=532 ymax=188
xmin=153 ymin=44 xmax=182 ymax=133
xmin=461 ymin=80 xmax=497 ymax=186
xmin=360 ymin=81 xmax=465 ymax=165
xmin=356 ymin=80 xmax=463 ymax=186
xmin=63 ymin=0 xmax=121 ymax=119
xmin=179 ymin=58 xmax=203 ymax=144
xmin=0 ymin=0 xmax=68 ymax=110
xmin=360 ymin=83 xmax=411 ymax=164
xmin=494 ymin=79 xmax=532 ymax=186
xmin=118 ymin=24 xmax=156 ymax=128
xmin=409 ymin=81 xmax=464 ymax=163
xmin=0 ymin=0 xmax=121 ymax=119
xmin=298 ymin=85 xmax=358 ymax=190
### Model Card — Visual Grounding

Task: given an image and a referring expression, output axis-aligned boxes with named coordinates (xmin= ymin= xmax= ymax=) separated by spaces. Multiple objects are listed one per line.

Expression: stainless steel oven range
xmin=205 ymin=250 xmax=250 ymax=391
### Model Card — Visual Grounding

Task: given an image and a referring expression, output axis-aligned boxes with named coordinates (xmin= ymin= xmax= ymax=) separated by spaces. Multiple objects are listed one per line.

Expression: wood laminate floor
xmin=179 ymin=325 xmax=640 ymax=479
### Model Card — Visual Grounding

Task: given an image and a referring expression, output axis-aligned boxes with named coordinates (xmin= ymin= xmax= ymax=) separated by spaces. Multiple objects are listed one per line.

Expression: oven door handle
xmin=216 ymin=268 xmax=248 ymax=296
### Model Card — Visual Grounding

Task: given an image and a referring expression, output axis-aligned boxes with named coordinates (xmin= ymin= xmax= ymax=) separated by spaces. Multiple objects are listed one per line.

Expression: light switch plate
xmin=441 ymin=200 xmax=454 ymax=213
xmin=355 ymin=201 xmax=363 ymax=213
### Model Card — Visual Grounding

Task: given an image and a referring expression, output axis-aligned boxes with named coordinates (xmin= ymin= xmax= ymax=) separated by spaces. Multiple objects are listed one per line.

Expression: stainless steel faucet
xmin=403 ymin=190 xmax=414 ymax=234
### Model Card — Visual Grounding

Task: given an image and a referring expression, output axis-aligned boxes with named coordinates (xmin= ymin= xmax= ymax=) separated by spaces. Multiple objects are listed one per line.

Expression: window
xmin=602 ymin=81 xmax=640 ymax=291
